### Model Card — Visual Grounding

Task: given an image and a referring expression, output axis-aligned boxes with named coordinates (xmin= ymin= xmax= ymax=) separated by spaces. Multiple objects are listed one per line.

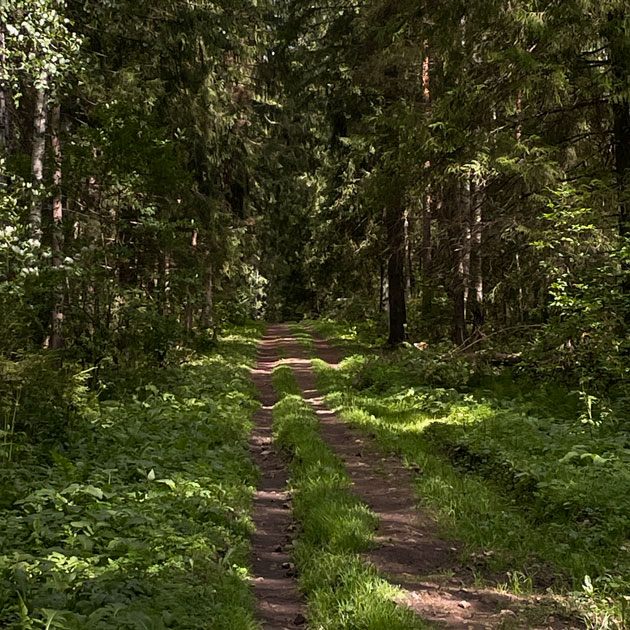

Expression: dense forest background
xmin=3 ymin=0 xmax=630 ymax=385
xmin=3 ymin=1 xmax=630 ymax=628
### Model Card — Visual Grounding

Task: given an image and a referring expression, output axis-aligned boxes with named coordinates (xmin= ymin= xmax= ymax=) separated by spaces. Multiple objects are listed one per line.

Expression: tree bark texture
xmin=468 ymin=175 xmax=484 ymax=337
xmin=606 ymin=11 xmax=630 ymax=309
xmin=30 ymin=71 xmax=48 ymax=242
xmin=385 ymin=200 xmax=407 ymax=345
xmin=421 ymin=190 xmax=433 ymax=319
xmin=404 ymin=209 xmax=414 ymax=299
xmin=201 ymin=263 xmax=215 ymax=333
xmin=159 ymin=251 xmax=172 ymax=316
xmin=49 ymin=105 xmax=65 ymax=350
xmin=379 ymin=261 xmax=385 ymax=313
xmin=0 ymin=24 xmax=10 ymax=183
xmin=421 ymin=47 xmax=433 ymax=320
xmin=613 ymin=100 xmax=630 ymax=237
xmin=448 ymin=182 xmax=470 ymax=346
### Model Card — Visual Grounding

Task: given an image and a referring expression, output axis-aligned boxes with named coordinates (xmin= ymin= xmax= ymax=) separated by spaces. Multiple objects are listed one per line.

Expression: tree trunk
xmin=421 ymin=47 xmax=433 ymax=321
xmin=404 ymin=209 xmax=414 ymax=298
xmin=453 ymin=274 xmax=467 ymax=346
xmin=159 ymin=251 xmax=172 ymax=316
xmin=606 ymin=11 xmax=630 ymax=307
xmin=385 ymin=199 xmax=407 ymax=345
xmin=516 ymin=252 xmax=524 ymax=323
xmin=185 ymin=305 xmax=195 ymax=331
xmin=612 ymin=72 xmax=630 ymax=307
xmin=614 ymin=101 xmax=630 ymax=237
xmin=185 ymin=229 xmax=198 ymax=331
xmin=30 ymin=71 xmax=48 ymax=242
xmin=49 ymin=105 xmax=65 ymax=350
xmin=469 ymin=175 xmax=484 ymax=337
xmin=421 ymin=190 xmax=433 ymax=318
xmin=379 ymin=260 xmax=385 ymax=313
xmin=422 ymin=47 xmax=430 ymax=108
xmin=450 ymin=182 xmax=469 ymax=346
xmin=0 ymin=23 xmax=10 ymax=185
xmin=201 ymin=263 xmax=215 ymax=335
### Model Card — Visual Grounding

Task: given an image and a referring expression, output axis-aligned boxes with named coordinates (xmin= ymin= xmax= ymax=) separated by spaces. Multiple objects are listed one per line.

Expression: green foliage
xmin=305 ymin=319 xmax=386 ymax=351
xmin=1 ymin=0 xmax=272 ymax=362
xmin=1 ymin=0 xmax=84 ymax=99
xmin=308 ymin=322 xmax=630 ymax=629
xmin=271 ymin=366 xmax=427 ymax=630
xmin=405 ymin=294 xmax=453 ymax=343
xmin=0 ymin=328 xmax=261 ymax=630
xmin=0 ymin=354 xmax=96 ymax=440
xmin=345 ymin=345 xmax=472 ymax=391
xmin=306 ymin=320 xmax=472 ymax=388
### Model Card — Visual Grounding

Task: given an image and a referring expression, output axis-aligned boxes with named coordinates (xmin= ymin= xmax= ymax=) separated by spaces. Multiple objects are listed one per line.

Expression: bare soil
xmin=249 ymin=327 xmax=306 ymax=629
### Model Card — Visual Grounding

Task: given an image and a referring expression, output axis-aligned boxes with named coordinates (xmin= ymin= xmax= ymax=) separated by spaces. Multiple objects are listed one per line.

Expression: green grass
xmin=303 ymin=319 xmax=386 ymax=352
xmin=288 ymin=322 xmax=314 ymax=352
xmin=297 ymin=321 xmax=630 ymax=629
xmin=0 ymin=325 xmax=263 ymax=630
xmin=271 ymin=364 xmax=427 ymax=630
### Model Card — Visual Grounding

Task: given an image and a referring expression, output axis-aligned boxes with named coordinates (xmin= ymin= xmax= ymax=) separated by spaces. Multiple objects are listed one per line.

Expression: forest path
xmin=249 ymin=326 xmax=306 ymax=630
xmin=271 ymin=324 xmax=581 ymax=630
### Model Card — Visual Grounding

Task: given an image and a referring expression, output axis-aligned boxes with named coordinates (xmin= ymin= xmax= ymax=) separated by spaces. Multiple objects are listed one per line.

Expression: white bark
xmin=30 ymin=70 xmax=49 ymax=242
xmin=50 ymin=105 xmax=64 ymax=349
xmin=0 ymin=25 xmax=9 ymax=167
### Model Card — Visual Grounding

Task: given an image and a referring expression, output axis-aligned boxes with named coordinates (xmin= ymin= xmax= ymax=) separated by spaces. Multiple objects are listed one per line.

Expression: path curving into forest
xmin=250 ymin=325 xmax=582 ymax=630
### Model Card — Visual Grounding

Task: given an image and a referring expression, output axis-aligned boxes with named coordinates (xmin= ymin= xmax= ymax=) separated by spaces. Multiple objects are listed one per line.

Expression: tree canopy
xmin=2 ymin=0 xmax=630 ymax=379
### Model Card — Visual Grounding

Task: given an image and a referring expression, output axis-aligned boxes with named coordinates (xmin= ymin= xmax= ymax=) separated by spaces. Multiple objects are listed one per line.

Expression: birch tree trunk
xmin=30 ymin=70 xmax=49 ymax=242
xmin=49 ymin=105 xmax=65 ymax=349
xmin=0 ymin=24 xmax=10 ymax=185
xmin=159 ymin=251 xmax=172 ymax=316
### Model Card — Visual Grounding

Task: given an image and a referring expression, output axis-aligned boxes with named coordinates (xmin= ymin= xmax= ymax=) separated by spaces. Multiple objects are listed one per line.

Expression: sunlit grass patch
xmin=301 ymin=321 xmax=630 ymax=628
xmin=271 ymin=366 xmax=427 ymax=630
xmin=288 ymin=322 xmax=314 ymax=352
xmin=271 ymin=364 xmax=301 ymax=397
xmin=304 ymin=318 xmax=386 ymax=350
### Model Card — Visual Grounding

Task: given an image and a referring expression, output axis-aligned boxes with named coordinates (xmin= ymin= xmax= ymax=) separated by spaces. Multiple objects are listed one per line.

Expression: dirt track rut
xmin=249 ymin=328 xmax=305 ymax=629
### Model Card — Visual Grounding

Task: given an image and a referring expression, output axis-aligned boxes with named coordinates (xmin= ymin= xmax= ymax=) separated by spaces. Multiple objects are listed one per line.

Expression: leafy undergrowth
xmin=300 ymin=320 xmax=385 ymax=353
xmin=301 ymin=320 xmax=630 ymax=630
xmin=271 ymin=365 xmax=427 ymax=630
xmin=0 ymin=326 xmax=262 ymax=630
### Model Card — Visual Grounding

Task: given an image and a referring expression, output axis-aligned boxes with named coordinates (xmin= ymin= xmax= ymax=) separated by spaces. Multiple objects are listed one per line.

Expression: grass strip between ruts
xmin=271 ymin=364 xmax=427 ymax=630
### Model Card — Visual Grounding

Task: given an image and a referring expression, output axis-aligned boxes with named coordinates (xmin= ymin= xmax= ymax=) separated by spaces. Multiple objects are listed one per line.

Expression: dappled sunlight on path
xmin=249 ymin=326 xmax=305 ymax=630
xmin=247 ymin=324 xmax=583 ymax=630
